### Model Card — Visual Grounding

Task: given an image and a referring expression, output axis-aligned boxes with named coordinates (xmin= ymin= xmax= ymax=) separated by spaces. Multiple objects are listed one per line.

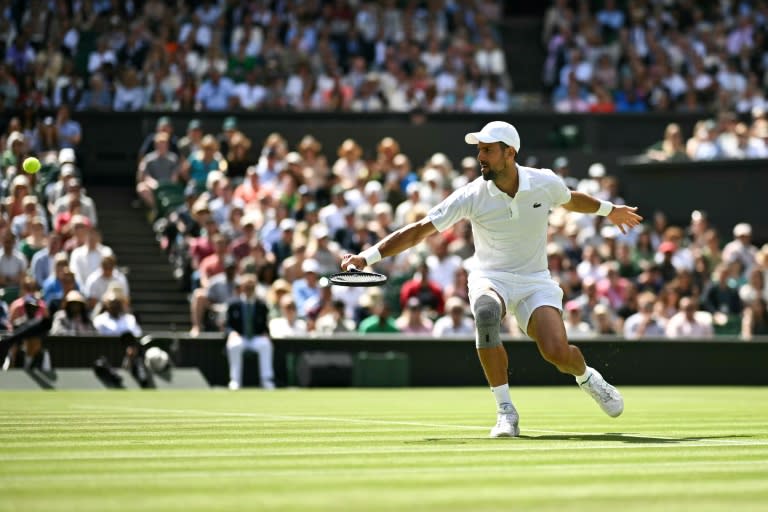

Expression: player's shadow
xmin=414 ymin=433 xmax=754 ymax=444
xmin=512 ymin=433 xmax=754 ymax=444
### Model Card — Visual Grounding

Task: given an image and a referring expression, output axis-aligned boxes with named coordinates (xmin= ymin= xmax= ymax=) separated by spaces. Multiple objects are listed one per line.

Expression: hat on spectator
xmin=222 ymin=116 xmax=238 ymax=130
xmin=285 ymin=151 xmax=302 ymax=165
xmin=445 ymin=296 xmax=466 ymax=312
xmin=301 ymin=258 xmax=320 ymax=274
xmin=61 ymin=163 xmax=77 ymax=176
xmin=422 ymin=168 xmax=442 ymax=184
xmin=588 ymin=163 xmax=606 ymax=178
xmin=405 ymin=182 xmax=421 ymax=195
xmin=12 ymin=175 xmax=30 ymax=188
xmin=154 ymin=132 xmax=170 ymax=143
xmin=593 ymin=304 xmax=609 ymax=316
xmin=565 ymin=300 xmax=580 ymax=312
xmin=429 ymin=152 xmax=451 ymax=169
xmin=733 ymin=223 xmax=752 ymax=237
xmin=22 ymin=195 xmax=38 ymax=206
xmin=156 ymin=116 xmax=171 ymax=129
xmin=7 ymin=131 xmax=24 ymax=146
xmin=65 ymin=290 xmax=87 ymax=304
xmin=187 ymin=119 xmax=202 ymax=131
xmin=464 ymin=121 xmax=521 ymax=153
xmin=43 ymin=116 xmax=54 ymax=126
xmin=59 ymin=148 xmax=76 ymax=164
xmin=659 ymin=241 xmax=677 ymax=254
xmin=553 ymin=156 xmax=569 ymax=169
xmin=279 ymin=218 xmax=297 ymax=231
xmin=600 ymin=226 xmax=619 ymax=239
xmin=311 ymin=224 xmax=329 ymax=239
xmin=364 ymin=181 xmax=382 ymax=195
xmin=71 ymin=214 xmax=91 ymax=228
xmin=461 ymin=156 xmax=476 ymax=169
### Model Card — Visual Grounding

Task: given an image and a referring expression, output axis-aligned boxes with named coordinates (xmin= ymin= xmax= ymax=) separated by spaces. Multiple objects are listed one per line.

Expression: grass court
xmin=1 ymin=387 xmax=767 ymax=512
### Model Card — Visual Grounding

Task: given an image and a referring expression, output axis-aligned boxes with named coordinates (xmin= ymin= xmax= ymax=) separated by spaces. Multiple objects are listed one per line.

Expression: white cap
xmin=61 ymin=163 xmax=76 ymax=176
xmin=311 ymin=224 xmax=329 ymax=239
xmin=364 ymin=181 xmax=382 ymax=195
xmin=733 ymin=223 xmax=752 ymax=237
xmin=301 ymin=258 xmax=320 ymax=273
xmin=279 ymin=218 xmax=296 ymax=231
xmin=464 ymin=121 xmax=520 ymax=152
xmin=588 ymin=163 xmax=606 ymax=178
xmin=59 ymin=148 xmax=76 ymax=164
xmin=422 ymin=168 xmax=442 ymax=184
xmin=285 ymin=152 xmax=302 ymax=164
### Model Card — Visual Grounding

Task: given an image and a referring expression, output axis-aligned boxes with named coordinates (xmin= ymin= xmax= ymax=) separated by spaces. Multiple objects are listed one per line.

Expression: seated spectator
xmin=400 ymin=258 xmax=445 ymax=316
xmin=0 ymin=231 xmax=27 ymax=302
xmin=50 ymin=290 xmax=96 ymax=335
xmin=136 ymin=132 xmax=180 ymax=212
xmin=623 ymin=292 xmax=666 ymax=339
xmin=395 ymin=298 xmax=434 ymax=334
xmin=269 ymin=294 xmax=308 ymax=338
xmin=665 ymin=297 xmax=714 ymax=339
xmin=83 ymin=254 xmax=130 ymax=309
xmin=292 ymin=258 xmax=322 ymax=318
xmin=432 ymin=297 xmax=474 ymax=336
xmin=69 ymin=228 xmax=113 ymax=289
xmin=646 ymin=123 xmax=688 ymax=162
xmin=358 ymin=300 xmax=399 ymax=334
xmin=564 ymin=300 xmax=595 ymax=339
xmin=30 ymin=232 xmax=63 ymax=287
xmin=313 ymin=299 xmax=355 ymax=335
xmin=18 ymin=216 xmax=47 ymax=262
xmin=741 ymin=297 xmax=768 ymax=340
xmin=180 ymin=135 xmax=226 ymax=192
xmin=722 ymin=223 xmax=758 ymax=271
xmin=53 ymin=178 xmax=98 ymax=227
xmin=11 ymin=196 xmax=47 ymax=239
xmin=93 ymin=291 xmax=142 ymax=337
xmin=224 ymin=274 xmax=274 ymax=390
xmin=197 ymin=234 xmax=229 ymax=289
xmin=190 ymin=255 xmax=239 ymax=335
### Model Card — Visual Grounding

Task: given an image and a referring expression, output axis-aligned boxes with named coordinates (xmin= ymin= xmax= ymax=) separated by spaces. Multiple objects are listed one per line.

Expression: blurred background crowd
xmin=0 ymin=0 xmax=509 ymax=114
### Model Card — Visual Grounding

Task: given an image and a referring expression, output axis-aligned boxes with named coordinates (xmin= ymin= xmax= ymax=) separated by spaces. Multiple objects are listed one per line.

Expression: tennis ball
xmin=22 ymin=157 xmax=41 ymax=174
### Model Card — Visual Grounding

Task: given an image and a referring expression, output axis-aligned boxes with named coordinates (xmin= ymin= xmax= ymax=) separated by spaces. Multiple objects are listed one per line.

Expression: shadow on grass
xmin=412 ymin=433 xmax=755 ymax=444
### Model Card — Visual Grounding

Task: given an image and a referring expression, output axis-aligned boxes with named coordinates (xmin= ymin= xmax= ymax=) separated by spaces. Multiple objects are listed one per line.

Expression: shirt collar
xmin=486 ymin=165 xmax=530 ymax=197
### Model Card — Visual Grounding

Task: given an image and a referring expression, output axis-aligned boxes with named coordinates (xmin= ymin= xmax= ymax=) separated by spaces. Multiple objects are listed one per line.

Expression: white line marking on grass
xmin=69 ymin=404 xmax=767 ymax=447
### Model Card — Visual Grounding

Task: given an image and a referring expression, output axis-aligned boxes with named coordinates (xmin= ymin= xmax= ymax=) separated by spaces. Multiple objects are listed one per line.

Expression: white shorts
xmin=467 ymin=269 xmax=564 ymax=335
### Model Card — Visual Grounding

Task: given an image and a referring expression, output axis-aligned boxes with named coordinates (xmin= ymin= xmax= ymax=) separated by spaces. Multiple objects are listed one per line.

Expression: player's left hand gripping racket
xmin=329 ymin=265 xmax=387 ymax=287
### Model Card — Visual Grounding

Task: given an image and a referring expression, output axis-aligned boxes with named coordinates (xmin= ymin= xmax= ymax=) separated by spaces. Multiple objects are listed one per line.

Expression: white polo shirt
xmin=427 ymin=166 xmax=571 ymax=274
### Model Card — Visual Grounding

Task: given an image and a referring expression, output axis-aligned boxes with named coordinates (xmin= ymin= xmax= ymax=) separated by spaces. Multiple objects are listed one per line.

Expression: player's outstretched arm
xmin=341 ymin=217 xmax=438 ymax=270
xmin=562 ymin=191 xmax=643 ymax=234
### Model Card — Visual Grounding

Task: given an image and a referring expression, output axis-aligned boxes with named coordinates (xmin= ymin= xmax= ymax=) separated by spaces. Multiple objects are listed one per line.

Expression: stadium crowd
xmin=0 ymin=104 xmax=144 ymax=370
xmin=1 ymin=0 xmax=509 ymax=115
xmin=543 ymin=0 xmax=768 ymax=113
xmin=137 ymin=116 xmax=768 ymax=357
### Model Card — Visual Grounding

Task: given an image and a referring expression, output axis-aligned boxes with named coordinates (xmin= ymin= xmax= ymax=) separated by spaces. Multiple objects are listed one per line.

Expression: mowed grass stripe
xmin=0 ymin=388 xmax=767 ymax=512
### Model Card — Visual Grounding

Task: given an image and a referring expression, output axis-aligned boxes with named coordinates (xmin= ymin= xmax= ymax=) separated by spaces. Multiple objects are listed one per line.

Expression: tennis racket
xmin=329 ymin=265 xmax=387 ymax=287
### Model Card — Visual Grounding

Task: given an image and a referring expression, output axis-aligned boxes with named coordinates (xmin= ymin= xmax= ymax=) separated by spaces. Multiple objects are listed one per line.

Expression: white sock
xmin=575 ymin=367 xmax=592 ymax=385
xmin=491 ymin=384 xmax=512 ymax=410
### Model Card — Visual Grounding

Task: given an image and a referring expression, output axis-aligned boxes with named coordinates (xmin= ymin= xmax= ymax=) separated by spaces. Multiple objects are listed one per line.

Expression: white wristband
xmin=596 ymin=200 xmax=614 ymax=217
xmin=360 ymin=246 xmax=382 ymax=266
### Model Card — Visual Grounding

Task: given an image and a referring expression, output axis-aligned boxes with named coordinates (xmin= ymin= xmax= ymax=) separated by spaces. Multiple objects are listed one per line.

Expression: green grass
xmin=1 ymin=387 xmax=767 ymax=512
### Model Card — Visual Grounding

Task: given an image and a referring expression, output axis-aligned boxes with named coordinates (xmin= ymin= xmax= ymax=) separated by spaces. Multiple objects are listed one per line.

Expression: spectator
xmin=623 ymin=292 xmax=666 ymax=339
xmin=358 ymin=300 xmax=399 ymax=334
xmin=268 ymin=294 xmax=308 ymax=338
xmin=136 ymin=132 xmax=179 ymax=211
xmin=69 ymin=228 xmax=113 ymax=289
xmin=83 ymin=254 xmax=130 ymax=309
xmin=30 ymin=232 xmax=63 ymax=287
xmin=432 ymin=297 xmax=474 ymax=336
xmin=0 ymin=231 xmax=27 ymax=301
xmin=399 ymin=258 xmax=444 ymax=315
xmin=50 ymin=291 xmax=96 ymax=335
xmin=395 ymin=297 xmax=434 ymax=334
xmin=292 ymin=258 xmax=322 ymax=318
xmin=741 ymin=297 xmax=768 ymax=340
xmin=224 ymin=274 xmax=274 ymax=390
xmin=93 ymin=291 xmax=142 ymax=337
xmin=722 ymin=223 xmax=758 ymax=272
xmin=665 ymin=297 xmax=714 ymax=339
xmin=8 ymin=277 xmax=48 ymax=327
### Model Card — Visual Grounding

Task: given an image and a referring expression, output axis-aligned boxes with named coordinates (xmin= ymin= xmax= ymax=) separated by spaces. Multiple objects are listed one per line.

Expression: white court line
xmin=71 ymin=405 xmax=767 ymax=446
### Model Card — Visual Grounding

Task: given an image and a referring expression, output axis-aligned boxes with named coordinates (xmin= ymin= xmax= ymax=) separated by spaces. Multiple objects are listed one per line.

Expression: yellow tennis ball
xmin=22 ymin=157 xmax=41 ymax=174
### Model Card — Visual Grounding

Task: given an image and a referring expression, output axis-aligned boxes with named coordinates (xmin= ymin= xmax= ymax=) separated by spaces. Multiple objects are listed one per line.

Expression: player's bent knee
xmin=473 ymin=294 xmax=502 ymax=349
xmin=538 ymin=339 xmax=569 ymax=366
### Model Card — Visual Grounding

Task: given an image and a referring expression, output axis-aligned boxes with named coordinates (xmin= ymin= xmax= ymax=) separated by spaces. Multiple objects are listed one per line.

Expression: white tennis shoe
xmin=489 ymin=404 xmax=520 ymax=438
xmin=579 ymin=369 xmax=624 ymax=417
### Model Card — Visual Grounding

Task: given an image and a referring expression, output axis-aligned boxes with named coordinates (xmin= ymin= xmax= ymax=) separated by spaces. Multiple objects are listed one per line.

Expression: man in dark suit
xmin=225 ymin=274 xmax=273 ymax=390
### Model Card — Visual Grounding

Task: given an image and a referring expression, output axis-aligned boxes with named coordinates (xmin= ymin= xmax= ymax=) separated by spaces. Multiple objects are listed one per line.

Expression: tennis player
xmin=341 ymin=121 xmax=643 ymax=437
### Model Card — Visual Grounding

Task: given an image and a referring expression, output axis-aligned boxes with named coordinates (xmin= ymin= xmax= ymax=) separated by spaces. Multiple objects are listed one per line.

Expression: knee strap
xmin=473 ymin=294 xmax=502 ymax=348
